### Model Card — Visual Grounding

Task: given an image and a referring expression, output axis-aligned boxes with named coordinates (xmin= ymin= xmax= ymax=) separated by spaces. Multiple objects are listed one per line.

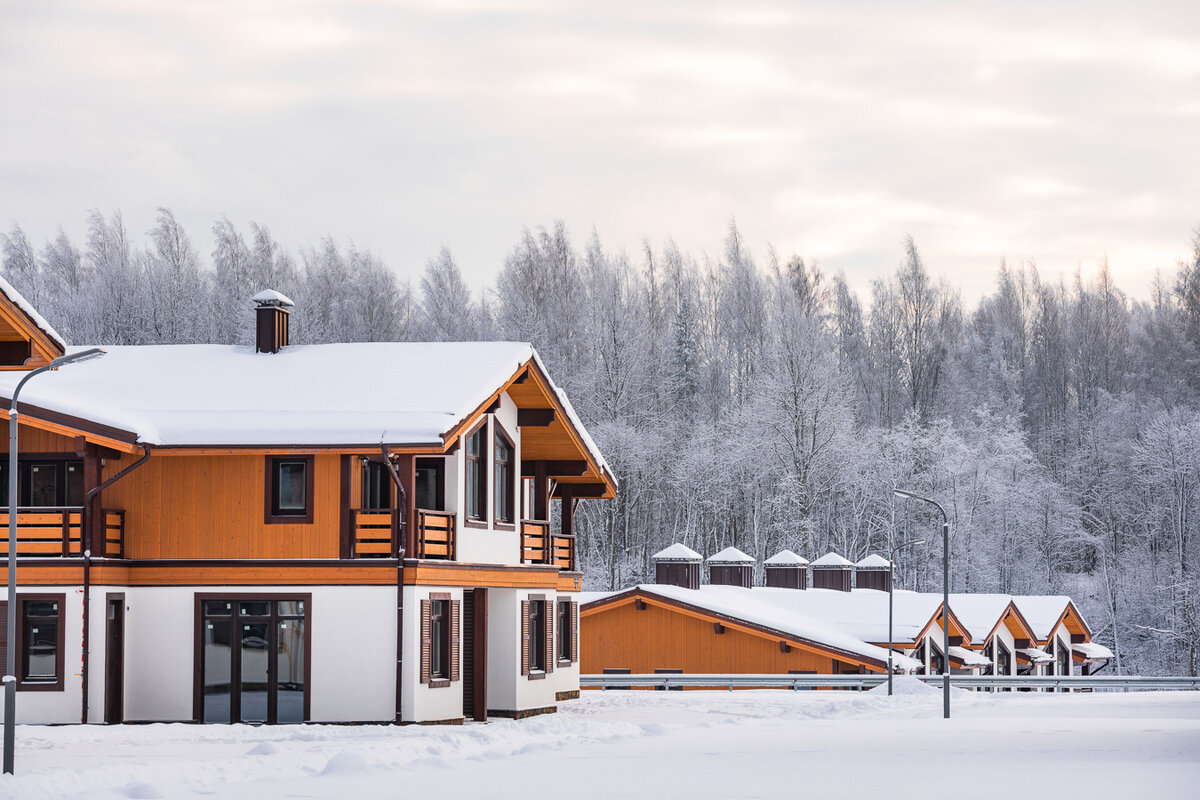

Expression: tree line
xmin=4 ymin=209 xmax=1200 ymax=675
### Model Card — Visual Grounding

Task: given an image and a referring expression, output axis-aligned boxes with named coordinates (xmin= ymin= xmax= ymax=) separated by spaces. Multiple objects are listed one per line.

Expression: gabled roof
xmin=1011 ymin=595 xmax=1092 ymax=642
xmin=855 ymin=554 xmax=891 ymax=569
xmin=949 ymin=594 xmax=1037 ymax=646
xmin=810 ymin=552 xmax=854 ymax=568
xmin=707 ymin=546 xmax=754 ymax=564
xmin=580 ymin=583 xmax=923 ymax=671
xmin=0 ymin=341 xmax=616 ymax=495
xmin=764 ymin=549 xmax=808 ymax=566
xmin=0 ymin=274 xmax=65 ymax=365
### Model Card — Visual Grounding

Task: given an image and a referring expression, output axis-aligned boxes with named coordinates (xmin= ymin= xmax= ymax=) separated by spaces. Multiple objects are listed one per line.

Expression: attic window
xmin=266 ymin=456 xmax=314 ymax=524
xmin=0 ymin=340 xmax=31 ymax=367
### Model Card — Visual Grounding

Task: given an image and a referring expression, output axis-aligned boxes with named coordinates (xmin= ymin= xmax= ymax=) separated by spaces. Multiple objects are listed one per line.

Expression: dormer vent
xmin=706 ymin=546 xmax=754 ymax=588
xmin=854 ymin=553 xmax=892 ymax=591
xmin=652 ymin=543 xmax=702 ymax=590
xmin=253 ymin=289 xmax=295 ymax=354
xmin=764 ymin=549 xmax=808 ymax=589
xmin=810 ymin=552 xmax=854 ymax=592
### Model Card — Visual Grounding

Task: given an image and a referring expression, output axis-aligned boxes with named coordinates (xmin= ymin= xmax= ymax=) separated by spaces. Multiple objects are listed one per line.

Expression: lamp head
xmin=48 ymin=348 xmax=105 ymax=370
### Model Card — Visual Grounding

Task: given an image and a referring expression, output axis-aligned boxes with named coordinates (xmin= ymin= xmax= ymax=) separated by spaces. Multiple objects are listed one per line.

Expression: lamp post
xmin=893 ymin=488 xmax=950 ymax=719
xmin=886 ymin=537 xmax=925 ymax=696
xmin=5 ymin=347 xmax=105 ymax=774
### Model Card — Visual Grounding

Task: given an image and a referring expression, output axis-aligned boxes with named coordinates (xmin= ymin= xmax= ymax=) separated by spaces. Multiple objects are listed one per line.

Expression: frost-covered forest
xmin=4 ymin=209 xmax=1200 ymax=676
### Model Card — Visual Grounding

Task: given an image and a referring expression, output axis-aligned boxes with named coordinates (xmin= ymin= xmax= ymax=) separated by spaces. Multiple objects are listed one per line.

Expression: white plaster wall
xmin=486 ymin=588 xmax=519 ymax=711
xmin=994 ymin=626 xmax=1017 ymax=675
xmin=105 ymin=586 xmax=195 ymax=722
xmin=308 ymin=586 xmax=396 ymax=722
xmin=400 ymin=585 xmax=465 ymax=723
xmin=452 ymin=391 xmax=524 ymax=566
xmin=0 ymin=585 xmax=84 ymax=724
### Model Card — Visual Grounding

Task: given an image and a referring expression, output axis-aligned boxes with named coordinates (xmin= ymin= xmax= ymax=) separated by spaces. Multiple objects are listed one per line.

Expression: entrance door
xmin=104 ymin=594 xmax=124 ymax=723
xmin=198 ymin=596 xmax=309 ymax=724
xmin=461 ymin=588 xmax=487 ymax=721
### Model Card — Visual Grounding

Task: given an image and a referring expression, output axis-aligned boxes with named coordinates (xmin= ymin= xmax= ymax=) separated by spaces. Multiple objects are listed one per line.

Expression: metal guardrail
xmin=581 ymin=673 xmax=1200 ymax=691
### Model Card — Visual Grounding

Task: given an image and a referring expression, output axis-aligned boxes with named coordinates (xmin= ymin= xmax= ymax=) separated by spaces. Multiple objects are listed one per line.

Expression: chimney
xmin=764 ymin=549 xmax=808 ymax=589
xmin=652 ymin=543 xmax=702 ymax=590
xmin=854 ymin=554 xmax=892 ymax=591
xmin=810 ymin=552 xmax=854 ymax=592
xmin=707 ymin=546 xmax=754 ymax=588
xmin=253 ymin=289 xmax=295 ymax=354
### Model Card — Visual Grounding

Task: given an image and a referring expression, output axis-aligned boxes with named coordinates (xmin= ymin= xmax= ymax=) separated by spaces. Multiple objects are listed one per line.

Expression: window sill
xmin=265 ymin=514 xmax=314 ymax=525
xmin=557 ymin=659 xmax=572 ymax=668
xmin=527 ymin=670 xmax=546 ymax=681
xmin=428 ymin=678 xmax=451 ymax=689
xmin=463 ymin=519 xmax=489 ymax=530
xmin=493 ymin=522 xmax=515 ymax=532
xmin=17 ymin=680 xmax=63 ymax=692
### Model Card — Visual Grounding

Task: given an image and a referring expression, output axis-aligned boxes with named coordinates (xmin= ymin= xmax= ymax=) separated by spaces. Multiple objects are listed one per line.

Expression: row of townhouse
xmin=579 ymin=545 xmax=1113 ymax=679
xmin=0 ymin=281 xmax=615 ymax=725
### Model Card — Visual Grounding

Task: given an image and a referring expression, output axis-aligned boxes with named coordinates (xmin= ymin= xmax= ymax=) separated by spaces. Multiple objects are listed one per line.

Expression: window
xmin=361 ymin=460 xmax=391 ymax=510
xmin=0 ymin=594 xmax=66 ymax=691
xmin=420 ymin=593 xmax=459 ymax=688
xmin=522 ymin=596 xmax=553 ymax=678
xmin=493 ymin=428 xmax=514 ymax=525
xmin=464 ymin=424 xmax=487 ymax=522
xmin=996 ymin=640 xmax=1011 ymax=675
xmin=414 ymin=458 xmax=445 ymax=511
xmin=556 ymin=600 xmax=570 ymax=666
xmin=0 ymin=460 xmax=85 ymax=507
xmin=529 ymin=599 xmax=545 ymax=672
xmin=265 ymin=455 xmax=314 ymax=523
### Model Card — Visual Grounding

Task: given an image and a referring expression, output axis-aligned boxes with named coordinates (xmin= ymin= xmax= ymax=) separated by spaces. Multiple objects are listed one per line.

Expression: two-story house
xmin=0 ymin=284 xmax=615 ymax=725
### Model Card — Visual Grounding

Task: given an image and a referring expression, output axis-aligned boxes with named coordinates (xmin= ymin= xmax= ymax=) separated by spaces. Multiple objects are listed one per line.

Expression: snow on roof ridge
xmin=652 ymin=543 xmax=702 ymax=561
xmin=764 ymin=549 xmax=808 ymax=566
xmin=855 ymin=553 xmax=891 ymax=569
xmin=251 ymin=289 xmax=295 ymax=307
xmin=810 ymin=552 xmax=854 ymax=567
xmin=707 ymin=546 xmax=754 ymax=564
xmin=0 ymin=273 xmax=65 ymax=349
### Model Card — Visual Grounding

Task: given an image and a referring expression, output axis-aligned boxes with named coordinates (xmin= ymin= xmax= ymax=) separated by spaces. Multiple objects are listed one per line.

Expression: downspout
xmin=380 ymin=445 xmax=408 ymax=723
xmin=80 ymin=444 xmax=151 ymax=724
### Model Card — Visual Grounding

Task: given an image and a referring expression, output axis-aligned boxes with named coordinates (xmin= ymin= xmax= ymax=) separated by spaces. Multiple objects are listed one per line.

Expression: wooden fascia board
xmin=583 ymin=589 xmax=886 ymax=671
xmin=1059 ymin=601 xmax=1092 ymax=640
xmin=0 ymin=406 xmax=140 ymax=453
xmin=0 ymin=296 xmax=63 ymax=363
xmin=915 ymin=605 xmax=969 ymax=644
xmin=1001 ymin=602 xmax=1037 ymax=641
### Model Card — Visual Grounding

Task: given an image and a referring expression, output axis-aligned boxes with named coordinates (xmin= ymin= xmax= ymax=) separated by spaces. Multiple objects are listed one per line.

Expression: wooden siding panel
xmin=0 ymin=420 xmax=79 ymax=453
xmin=105 ymin=454 xmax=342 ymax=559
xmin=581 ymin=601 xmax=867 ymax=675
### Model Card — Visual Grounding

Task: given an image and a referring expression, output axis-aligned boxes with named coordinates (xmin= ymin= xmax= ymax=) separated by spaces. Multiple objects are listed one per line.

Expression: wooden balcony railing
xmin=521 ymin=520 xmax=574 ymax=570
xmin=350 ymin=508 xmax=456 ymax=560
xmin=0 ymin=507 xmax=124 ymax=558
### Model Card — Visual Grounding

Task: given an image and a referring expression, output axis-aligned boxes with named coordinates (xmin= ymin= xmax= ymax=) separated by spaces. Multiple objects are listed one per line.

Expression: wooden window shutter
xmin=450 ymin=599 xmax=461 ymax=682
xmin=571 ymin=601 xmax=579 ymax=663
xmin=545 ymin=601 xmax=554 ymax=674
xmin=0 ymin=601 xmax=7 ymax=675
xmin=520 ymin=600 xmax=530 ymax=676
xmin=420 ymin=599 xmax=432 ymax=684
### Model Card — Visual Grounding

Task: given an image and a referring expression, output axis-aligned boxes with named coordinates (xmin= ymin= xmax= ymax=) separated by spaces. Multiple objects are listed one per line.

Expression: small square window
xmin=266 ymin=456 xmax=314 ymax=523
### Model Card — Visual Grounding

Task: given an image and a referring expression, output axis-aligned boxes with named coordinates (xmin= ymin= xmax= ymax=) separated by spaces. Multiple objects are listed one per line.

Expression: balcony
xmin=520 ymin=519 xmax=575 ymax=570
xmin=349 ymin=508 xmax=456 ymax=560
xmin=0 ymin=507 xmax=125 ymax=558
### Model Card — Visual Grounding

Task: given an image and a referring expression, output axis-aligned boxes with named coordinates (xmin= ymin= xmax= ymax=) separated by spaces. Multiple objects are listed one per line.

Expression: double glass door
xmin=200 ymin=597 xmax=307 ymax=724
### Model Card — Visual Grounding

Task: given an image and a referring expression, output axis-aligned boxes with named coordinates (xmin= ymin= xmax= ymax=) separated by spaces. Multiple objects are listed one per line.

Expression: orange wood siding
xmin=0 ymin=420 xmax=79 ymax=453
xmin=102 ymin=452 xmax=342 ymax=559
xmin=582 ymin=601 xmax=867 ymax=675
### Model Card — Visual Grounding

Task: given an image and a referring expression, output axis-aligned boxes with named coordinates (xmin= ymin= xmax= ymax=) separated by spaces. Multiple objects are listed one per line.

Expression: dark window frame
xmin=0 ymin=456 xmax=86 ymax=508
xmin=414 ymin=457 xmax=446 ymax=512
xmin=492 ymin=421 xmax=516 ymax=529
xmin=430 ymin=598 xmax=450 ymax=681
xmin=528 ymin=598 xmax=547 ymax=675
xmin=463 ymin=419 xmax=489 ymax=528
xmin=6 ymin=593 xmax=67 ymax=691
xmin=556 ymin=599 xmax=572 ymax=667
xmin=360 ymin=458 xmax=392 ymax=510
xmin=264 ymin=455 xmax=315 ymax=524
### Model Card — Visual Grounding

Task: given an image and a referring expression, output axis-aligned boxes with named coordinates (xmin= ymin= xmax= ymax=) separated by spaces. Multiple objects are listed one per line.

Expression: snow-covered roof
xmin=0 ymin=273 xmax=65 ymax=349
xmin=597 ymin=584 xmax=922 ymax=671
xmin=810 ymin=552 xmax=854 ymax=568
xmin=1011 ymin=595 xmax=1083 ymax=641
xmin=947 ymin=594 xmax=1018 ymax=644
xmin=764 ymin=549 xmax=808 ymax=566
xmin=0 ymin=343 xmax=606 ymax=473
xmin=707 ymin=546 xmax=754 ymax=564
xmin=1019 ymin=647 xmax=1054 ymax=664
xmin=251 ymin=289 xmax=295 ymax=307
xmin=855 ymin=554 xmax=891 ymax=569
xmin=950 ymin=646 xmax=991 ymax=668
xmin=652 ymin=543 xmax=702 ymax=562
xmin=1072 ymin=641 xmax=1114 ymax=661
xmin=750 ymin=587 xmax=944 ymax=645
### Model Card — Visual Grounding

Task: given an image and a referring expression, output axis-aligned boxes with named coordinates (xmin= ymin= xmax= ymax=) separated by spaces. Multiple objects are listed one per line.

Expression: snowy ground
xmin=3 ymin=681 xmax=1198 ymax=799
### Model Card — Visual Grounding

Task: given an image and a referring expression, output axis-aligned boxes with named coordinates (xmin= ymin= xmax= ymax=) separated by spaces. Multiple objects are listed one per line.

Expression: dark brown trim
xmin=462 ymin=417 xmax=488 ymax=525
xmin=104 ymin=592 xmax=125 ymax=724
xmin=493 ymin=523 xmax=516 ymax=532
xmin=192 ymin=592 xmax=313 ymax=724
xmin=484 ymin=398 xmax=502 ymax=415
xmin=339 ymin=455 xmax=352 ymax=559
xmin=264 ymin=455 xmax=315 ymax=524
xmin=521 ymin=460 xmax=587 ymax=477
xmin=551 ymin=483 xmax=607 ymax=498
xmin=0 ymin=398 xmax=140 ymax=445
xmin=516 ymin=409 xmax=555 ymax=427
xmin=398 ymin=717 xmax=466 ymax=726
xmin=10 ymin=592 xmax=67 ymax=691
xmin=493 ymin=416 xmax=518 ymax=526
xmin=463 ymin=520 xmax=489 ymax=530
xmin=487 ymin=706 xmax=557 ymax=719
xmin=471 ymin=589 xmax=488 ymax=722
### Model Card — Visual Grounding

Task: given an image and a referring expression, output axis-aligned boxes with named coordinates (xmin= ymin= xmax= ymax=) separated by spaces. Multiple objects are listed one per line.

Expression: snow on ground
xmin=3 ymin=688 xmax=1198 ymax=799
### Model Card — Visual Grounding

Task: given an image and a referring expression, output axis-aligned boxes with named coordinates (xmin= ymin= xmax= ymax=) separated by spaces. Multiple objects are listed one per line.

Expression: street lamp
xmin=5 ymin=347 xmax=105 ymax=774
xmin=886 ymin=537 xmax=925 ymax=696
xmin=893 ymin=488 xmax=951 ymax=719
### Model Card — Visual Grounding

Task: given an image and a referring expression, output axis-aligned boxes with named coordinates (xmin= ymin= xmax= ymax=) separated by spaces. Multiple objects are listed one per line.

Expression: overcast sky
xmin=2 ymin=0 xmax=1197 ymax=301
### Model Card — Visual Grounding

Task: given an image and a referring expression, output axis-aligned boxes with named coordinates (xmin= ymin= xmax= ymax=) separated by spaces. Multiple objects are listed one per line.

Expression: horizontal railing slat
xmin=580 ymin=674 xmax=1200 ymax=691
